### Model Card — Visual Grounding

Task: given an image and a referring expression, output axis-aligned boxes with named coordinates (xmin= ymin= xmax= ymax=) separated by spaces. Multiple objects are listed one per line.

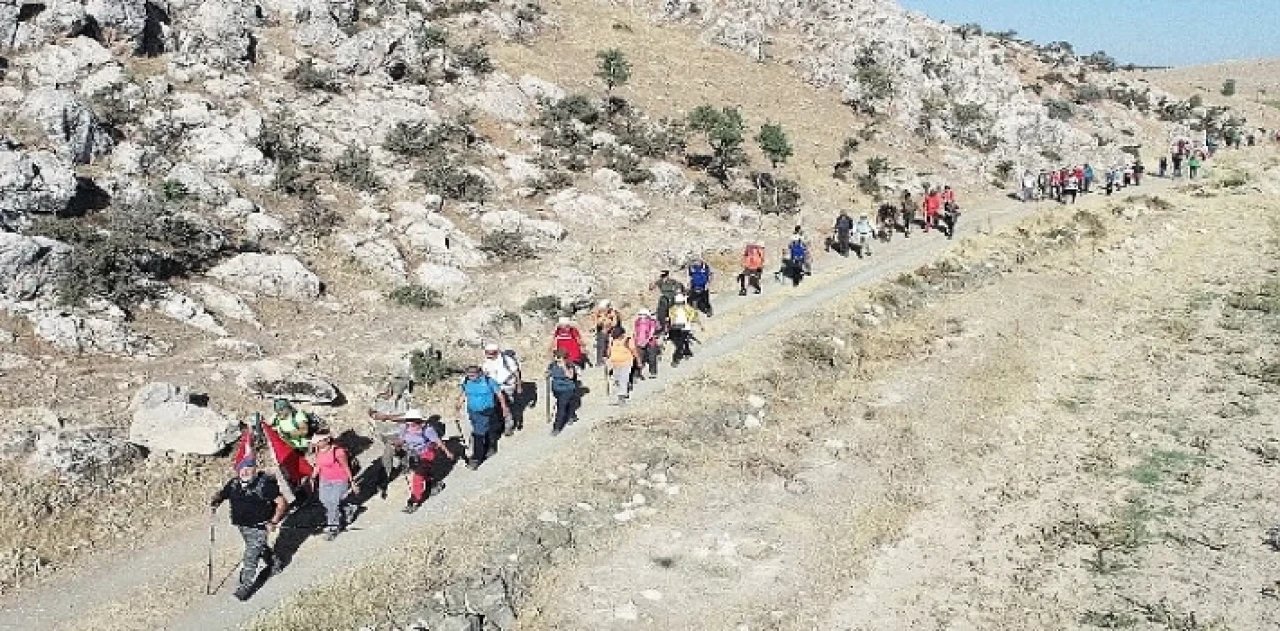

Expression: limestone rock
xmin=130 ymin=381 xmax=198 ymax=412
xmin=0 ymin=148 xmax=78 ymax=227
xmin=30 ymin=310 xmax=167 ymax=357
xmin=27 ymin=426 xmax=140 ymax=482
xmin=187 ymin=282 xmax=259 ymax=325
xmin=415 ymin=263 xmax=471 ymax=298
xmin=84 ymin=0 xmax=148 ymax=41
xmin=478 ymin=210 xmax=566 ymax=247
xmin=165 ymin=163 xmax=237 ymax=206
xmin=129 ymin=402 xmax=239 ymax=455
xmin=394 ymin=208 xmax=486 ymax=268
xmin=646 ymin=161 xmax=688 ymax=196
xmin=21 ymin=88 xmax=115 ymax=165
xmin=244 ymin=213 xmax=288 ymax=241
xmin=720 ymin=203 xmax=760 ymax=228
xmin=175 ymin=0 xmax=260 ymax=69
xmin=235 ymin=360 xmax=340 ymax=403
xmin=546 ymin=188 xmax=650 ymax=225
xmin=337 ymin=231 xmax=408 ymax=282
xmin=209 ymin=254 xmax=323 ymax=300
xmin=0 ymin=232 xmax=71 ymax=303
xmin=155 ymin=291 xmax=228 ymax=336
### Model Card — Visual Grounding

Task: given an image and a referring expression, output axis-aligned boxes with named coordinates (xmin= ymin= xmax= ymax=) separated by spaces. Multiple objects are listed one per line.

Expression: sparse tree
xmin=755 ymin=122 xmax=793 ymax=169
xmin=1222 ymin=79 xmax=1237 ymax=97
xmin=687 ymin=105 xmax=747 ymax=183
xmin=595 ymin=48 xmax=631 ymax=93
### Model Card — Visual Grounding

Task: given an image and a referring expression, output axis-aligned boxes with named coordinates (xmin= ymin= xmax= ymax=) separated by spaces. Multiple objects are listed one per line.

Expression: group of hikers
xmin=209 ymin=180 xmax=976 ymax=601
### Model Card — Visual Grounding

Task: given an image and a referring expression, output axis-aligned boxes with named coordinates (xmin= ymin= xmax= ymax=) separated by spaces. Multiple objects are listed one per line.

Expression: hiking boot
xmin=270 ymin=560 xmax=285 ymax=576
xmin=551 ymin=428 xmax=562 ymax=437
xmin=234 ymin=586 xmax=253 ymax=602
xmin=467 ymin=461 xmax=480 ymax=471
xmin=738 ymin=289 xmax=747 ymax=296
xmin=403 ymin=502 xmax=420 ymax=514
xmin=429 ymin=482 xmax=446 ymax=497
xmin=503 ymin=428 xmax=514 ymax=437
xmin=753 ymin=288 xmax=761 ymax=294
xmin=324 ymin=530 xmax=338 ymax=541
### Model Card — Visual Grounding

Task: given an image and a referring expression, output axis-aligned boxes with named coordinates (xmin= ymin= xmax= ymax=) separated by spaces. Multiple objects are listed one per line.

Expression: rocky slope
xmin=0 ymin=0 xmax=1260 ymax=594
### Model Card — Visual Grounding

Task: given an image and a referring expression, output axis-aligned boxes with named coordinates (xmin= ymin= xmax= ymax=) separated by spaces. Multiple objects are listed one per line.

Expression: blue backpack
xmin=789 ymin=241 xmax=807 ymax=261
xmin=689 ymin=264 xmax=711 ymax=290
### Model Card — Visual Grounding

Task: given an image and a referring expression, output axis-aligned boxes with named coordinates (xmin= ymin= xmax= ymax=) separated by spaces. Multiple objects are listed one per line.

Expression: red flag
xmin=262 ymin=422 xmax=312 ymax=489
xmin=231 ymin=427 xmax=255 ymax=471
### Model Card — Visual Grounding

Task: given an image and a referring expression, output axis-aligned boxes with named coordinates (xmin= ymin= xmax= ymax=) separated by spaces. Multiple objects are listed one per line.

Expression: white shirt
xmin=482 ymin=354 xmax=519 ymax=390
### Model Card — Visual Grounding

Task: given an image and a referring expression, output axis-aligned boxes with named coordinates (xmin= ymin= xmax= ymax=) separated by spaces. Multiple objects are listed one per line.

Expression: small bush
xmin=1188 ymin=94 xmax=1204 ymax=108
xmin=1073 ymin=84 xmax=1104 ymax=103
xmin=419 ymin=26 xmax=448 ymax=49
xmin=1045 ymin=99 xmax=1075 ymax=121
xmin=161 ymin=180 xmax=189 ymax=202
xmin=389 ymin=285 xmax=443 ymax=309
xmin=334 ymin=147 xmax=382 ymax=192
xmin=296 ymin=201 xmax=342 ymax=238
xmin=1040 ymin=149 xmax=1063 ymax=163
xmin=595 ymin=48 xmax=631 ymax=93
xmin=479 ymin=231 xmax=537 ymax=262
xmin=409 ymin=348 xmax=456 ymax=385
xmin=602 ymin=146 xmax=650 ymax=184
xmin=426 ymin=0 xmax=489 ymax=19
xmin=413 ymin=159 xmax=491 ymax=202
xmin=1221 ymin=79 xmax=1237 ymax=97
xmin=288 ymin=59 xmax=341 ymax=93
xmin=451 ymin=43 xmax=494 ymax=75
xmin=783 ymin=332 xmax=840 ymax=368
xmin=756 ymin=121 xmax=793 ymax=169
xmin=522 ymin=294 xmax=561 ymax=316
xmin=994 ymin=160 xmax=1015 ymax=184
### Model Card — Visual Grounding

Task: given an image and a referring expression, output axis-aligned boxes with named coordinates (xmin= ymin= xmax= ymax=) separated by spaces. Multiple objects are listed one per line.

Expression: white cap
xmin=638 ymin=308 xmax=651 ymax=316
xmin=557 ymin=316 xmax=572 ymax=326
xmin=483 ymin=343 xmax=499 ymax=352
xmin=402 ymin=408 xmax=426 ymax=421
xmin=675 ymin=294 xmax=687 ymax=303
xmin=598 ymin=299 xmax=611 ymax=308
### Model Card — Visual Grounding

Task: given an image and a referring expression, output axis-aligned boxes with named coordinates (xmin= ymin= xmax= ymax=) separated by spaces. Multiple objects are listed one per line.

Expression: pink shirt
xmin=315 ymin=447 xmax=350 ymax=483
xmin=634 ymin=316 xmax=659 ymax=347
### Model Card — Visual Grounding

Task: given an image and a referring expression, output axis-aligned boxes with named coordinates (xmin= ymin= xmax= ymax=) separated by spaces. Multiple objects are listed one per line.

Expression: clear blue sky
xmin=899 ymin=0 xmax=1280 ymax=67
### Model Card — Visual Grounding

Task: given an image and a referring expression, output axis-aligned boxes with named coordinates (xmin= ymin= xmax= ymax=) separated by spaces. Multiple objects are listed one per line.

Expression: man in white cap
xmin=550 ymin=316 xmax=587 ymax=368
xmin=667 ymin=293 xmax=701 ymax=366
xmin=482 ymin=343 xmax=523 ymax=436
xmin=367 ymin=407 xmax=455 ymax=512
xmin=633 ymin=307 xmax=661 ymax=379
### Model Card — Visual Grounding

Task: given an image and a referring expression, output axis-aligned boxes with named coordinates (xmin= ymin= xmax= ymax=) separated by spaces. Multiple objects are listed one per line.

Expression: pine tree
xmin=595 ymin=48 xmax=632 ymax=93
xmin=756 ymin=122 xmax=793 ymax=169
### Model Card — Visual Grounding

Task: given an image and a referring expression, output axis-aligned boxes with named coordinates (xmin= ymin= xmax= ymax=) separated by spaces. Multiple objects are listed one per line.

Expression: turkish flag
xmin=262 ymin=421 xmax=313 ymax=489
xmin=231 ymin=427 xmax=255 ymax=471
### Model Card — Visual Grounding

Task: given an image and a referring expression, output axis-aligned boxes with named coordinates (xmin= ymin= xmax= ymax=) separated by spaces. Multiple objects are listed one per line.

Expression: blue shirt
xmin=462 ymin=376 xmax=500 ymax=412
xmin=689 ymin=264 xmax=711 ymax=290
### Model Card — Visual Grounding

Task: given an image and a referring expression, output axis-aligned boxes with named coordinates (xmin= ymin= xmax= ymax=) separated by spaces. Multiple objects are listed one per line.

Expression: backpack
xmin=835 ymin=215 xmax=853 ymax=231
xmin=788 ymin=240 xmax=807 ymax=261
xmin=548 ymin=362 xmax=577 ymax=394
xmin=500 ymin=349 xmax=520 ymax=376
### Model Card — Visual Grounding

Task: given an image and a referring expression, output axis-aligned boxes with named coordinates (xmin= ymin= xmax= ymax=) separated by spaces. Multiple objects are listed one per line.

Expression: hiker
xmin=1133 ymin=160 xmax=1145 ymax=185
xmin=481 ymin=343 xmax=523 ymax=436
xmin=269 ymin=399 xmax=312 ymax=452
xmin=457 ymin=365 xmax=511 ymax=469
xmin=551 ymin=317 xmax=587 ymax=368
xmin=1021 ymin=170 xmax=1036 ymax=202
xmin=1049 ymin=169 xmax=1062 ymax=201
xmin=633 ymin=308 xmax=661 ymax=378
xmin=1188 ymin=153 xmax=1202 ymax=179
xmin=792 ymin=225 xmax=812 ymax=275
xmin=547 ymin=350 xmax=580 ymax=435
xmin=875 ymin=204 xmax=897 ymax=243
xmin=308 ymin=430 xmax=356 ymax=539
xmin=830 ymin=210 xmax=854 ymax=256
xmin=941 ymin=198 xmax=961 ymax=239
xmin=1062 ymin=171 xmax=1079 ymax=204
xmin=592 ymin=300 xmax=621 ymax=365
xmin=395 ymin=409 xmax=453 ymax=512
xmin=369 ymin=378 xmax=411 ymax=497
xmin=922 ymin=188 xmax=942 ymax=232
xmin=1082 ymin=164 xmax=1095 ymax=194
xmin=777 ymin=236 xmax=808 ymax=286
xmin=738 ymin=241 xmax=765 ymax=296
xmin=1171 ymin=152 xmax=1184 ymax=178
xmin=853 ymin=213 xmax=875 ymax=257
xmin=688 ymin=258 xmax=714 ymax=317
xmin=667 ymin=294 xmax=701 ymax=367
xmin=606 ymin=326 xmax=639 ymax=404
xmin=1104 ymin=168 xmax=1116 ymax=196
xmin=1158 ymin=156 xmax=1168 ymax=178
xmin=209 ymin=458 xmax=288 ymax=601
xmin=900 ymin=190 xmax=916 ymax=236
xmin=651 ymin=270 xmax=686 ymax=330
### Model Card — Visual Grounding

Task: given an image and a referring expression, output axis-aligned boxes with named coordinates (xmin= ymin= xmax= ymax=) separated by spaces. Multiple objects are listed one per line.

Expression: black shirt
xmin=212 ymin=473 xmax=282 ymax=527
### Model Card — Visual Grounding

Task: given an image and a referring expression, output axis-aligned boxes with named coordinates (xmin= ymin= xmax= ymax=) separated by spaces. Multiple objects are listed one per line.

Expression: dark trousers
xmin=639 ymin=342 xmax=660 ymax=376
xmin=237 ymin=525 xmax=274 ymax=590
xmin=738 ymin=269 xmax=762 ymax=293
xmin=656 ymin=295 xmax=674 ymax=328
xmin=471 ymin=431 xmax=493 ymax=464
xmin=594 ymin=329 xmax=608 ymax=364
xmin=669 ymin=328 xmax=693 ymax=364
xmin=689 ymin=287 xmax=712 ymax=316
xmin=941 ymin=211 xmax=959 ymax=239
xmin=552 ymin=389 xmax=574 ymax=431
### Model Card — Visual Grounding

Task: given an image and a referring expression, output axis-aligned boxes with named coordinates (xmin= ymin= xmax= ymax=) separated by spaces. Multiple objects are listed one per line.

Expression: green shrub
xmin=994 ymin=160 xmax=1015 ymax=184
xmin=1073 ymin=84 xmax=1104 ymax=103
xmin=602 ymin=146 xmax=650 ymax=184
xmin=1189 ymin=94 xmax=1204 ymax=108
xmin=451 ymin=43 xmax=494 ymax=75
xmin=288 ymin=59 xmax=341 ymax=93
xmin=480 ymin=231 xmax=537 ymax=262
xmin=1045 ymin=99 xmax=1075 ymax=121
xmin=419 ymin=26 xmax=448 ymax=49
xmin=413 ymin=158 xmax=491 ymax=202
xmin=161 ymin=180 xmax=189 ymax=202
xmin=29 ymin=201 xmax=231 ymax=308
xmin=756 ymin=122 xmax=793 ymax=169
xmin=388 ymin=285 xmax=442 ymax=309
xmin=1221 ymin=79 xmax=1237 ymax=97
xmin=296 ymin=201 xmax=342 ymax=238
xmin=595 ymin=48 xmax=631 ymax=93
xmin=334 ymin=147 xmax=382 ymax=192
xmin=613 ymin=116 xmax=686 ymax=158
xmin=409 ymin=348 xmax=456 ymax=385
xmin=522 ymin=294 xmax=561 ymax=316
xmin=688 ymin=104 xmax=747 ymax=181
xmin=259 ymin=116 xmax=321 ymax=198
xmin=384 ymin=120 xmax=476 ymax=158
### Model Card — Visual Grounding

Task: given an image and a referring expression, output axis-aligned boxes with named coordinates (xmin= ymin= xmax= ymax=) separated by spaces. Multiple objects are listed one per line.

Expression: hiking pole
xmin=452 ymin=418 xmax=472 ymax=463
xmin=206 ymin=508 xmax=216 ymax=595
xmin=544 ymin=375 xmax=552 ymax=424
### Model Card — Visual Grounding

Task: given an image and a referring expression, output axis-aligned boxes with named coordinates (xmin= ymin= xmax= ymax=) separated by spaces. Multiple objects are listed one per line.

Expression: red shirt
xmin=553 ymin=327 xmax=584 ymax=363
xmin=923 ymin=194 xmax=942 ymax=214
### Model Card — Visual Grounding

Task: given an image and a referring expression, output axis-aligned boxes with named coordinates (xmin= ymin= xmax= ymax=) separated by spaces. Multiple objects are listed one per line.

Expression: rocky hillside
xmin=0 ymin=0 xmax=1259 ymax=592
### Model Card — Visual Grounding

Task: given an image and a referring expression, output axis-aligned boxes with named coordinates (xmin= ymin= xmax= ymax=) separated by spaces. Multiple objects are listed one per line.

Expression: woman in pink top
xmin=633 ymin=308 xmax=661 ymax=379
xmin=309 ymin=430 xmax=356 ymax=540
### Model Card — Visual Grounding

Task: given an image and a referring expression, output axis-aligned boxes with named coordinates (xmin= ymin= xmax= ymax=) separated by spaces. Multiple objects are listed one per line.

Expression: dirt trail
xmin=0 ymin=177 xmax=1177 ymax=630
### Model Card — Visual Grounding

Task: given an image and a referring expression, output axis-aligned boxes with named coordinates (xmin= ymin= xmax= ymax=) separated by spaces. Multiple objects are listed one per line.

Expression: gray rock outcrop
xmin=209 ymin=253 xmax=323 ymax=300
xmin=235 ymin=360 xmax=340 ymax=403
xmin=0 ymin=232 xmax=71 ymax=303
xmin=21 ymin=88 xmax=116 ymax=164
xmin=129 ymin=392 xmax=239 ymax=455
xmin=0 ymin=147 xmax=78 ymax=227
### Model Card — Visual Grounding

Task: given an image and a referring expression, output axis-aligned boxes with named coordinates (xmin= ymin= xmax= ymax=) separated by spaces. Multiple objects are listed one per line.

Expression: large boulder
xmin=294 ymin=0 xmax=358 ymax=47
xmin=209 ymin=254 xmax=323 ymax=300
xmin=129 ymin=402 xmax=238 ymax=455
xmin=336 ymin=231 xmax=408 ymax=282
xmin=0 ymin=232 xmax=71 ymax=303
xmin=30 ymin=310 xmax=168 ymax=357
xmin=0 ymin=148 xmax=78 ymax=227
xmin=517 ymin=267 xmax=598 ymax=314
xmin=84 ymin=0 xmax=148 ymax=41
xmin=28 ymin=426 xmax=141 ymax=482
xmin=21 ymin=88 xmax=115 ymax=165
xmin=234 ymin=360 xmax=340 ymax=404
xmin=174 ymin=0 xmax=259 ymax=69
xmin=546 ymin=188 xmax=650 ymax=225
xmin=129 ymin=381 xmax=198 ymax=411
xmin=154 ymin=291 xmax=228 ymax=336
xmin=187 ymin=282 xmax=259 ymax=324
xmin=479 ymin=210 xmax=566 ymax=247
xmin=415 ymin=263 xmax=471 ymax=298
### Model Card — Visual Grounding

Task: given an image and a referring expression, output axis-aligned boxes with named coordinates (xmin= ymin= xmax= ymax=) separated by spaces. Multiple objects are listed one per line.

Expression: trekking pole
xmin=452 ymin=418 xmax=472 ymax=463
xmin=206 ymin=508 xmax=216 ymax=595
xmin=545 ymin=375 xmax=552 ymax=424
